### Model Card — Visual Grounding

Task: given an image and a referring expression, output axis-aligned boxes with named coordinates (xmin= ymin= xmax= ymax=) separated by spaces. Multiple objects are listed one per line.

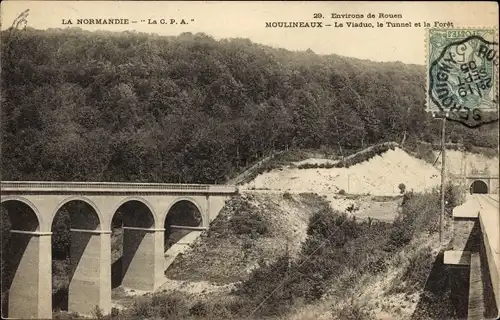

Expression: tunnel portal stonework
xmin=467 ymin=176 xmax=499 ymax=195
xmin=0 ymin=182 xmax=236 ymax=319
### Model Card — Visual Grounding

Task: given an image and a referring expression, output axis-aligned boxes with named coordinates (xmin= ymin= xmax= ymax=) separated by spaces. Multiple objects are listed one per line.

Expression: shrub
xmin=372 ymin=195 xmax=403 ymax=202
xmin=231 ymin=211 xmax=269 ymax=236
xmin=346 ymin=203 xmax=358 ymax=213
xmin=444 ymin=183 xmax=461 ymax=210
xmin=398 ymin=183 xmax=406 ymax=194
xmin=229 ymin=200 xmax=269 ymax=236
xmin=384 ymin=216 xmax=415 ymax=252
xmin=91 ymin=306 xmax=104 ymax=320
xmin=237 ymin=149 xmax=312 ymax=182
xmin=401 ymin=245 xmax=434 ymax=290
xmin=283 ymin=191 xmax=293 ymax=200
xmin=335 ymin=303 xmax=376 ymax=320
xmin=110 ymin=308 xmax=120 ymax=317
xmin=236 ymin=253 xmax=295 ymax=316
xmin=298 ymin=163 xmax=316 ymax=169
xmin=365 ymin=256 xmax=388 ymax=274
xmin=129 ymin=291 xmax=190 ymax=318
xmin=236 ymin=207 xmax=373 ymax=310
xmin=275 ymin=150 xmax=311 ymax=163
xmin=338 ymin=189 xmax=346 ymax=195
xmin=296 ymin=142 xmax=401 ymax=170
xmin=339 ymin=142 xmax=399 ymax=168
xmin=384 ymin=190 xmax=441 ymax=251
xmin=401 ymin=190 xmax=414 ymax=207
xmin=305 ymin=209 xmax=359 ymax=245
xmin=413 ymin=143 xmax=436 ymax=164
xmin=189 ymin=300 xmax=208 ymax=317
xmin=52 ymin=210 xmax=71 ymax=260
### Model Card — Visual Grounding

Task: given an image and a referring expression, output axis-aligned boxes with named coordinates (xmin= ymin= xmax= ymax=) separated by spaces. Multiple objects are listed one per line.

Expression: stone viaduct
xmin=0 ymin=181 xmax=237 ymax=319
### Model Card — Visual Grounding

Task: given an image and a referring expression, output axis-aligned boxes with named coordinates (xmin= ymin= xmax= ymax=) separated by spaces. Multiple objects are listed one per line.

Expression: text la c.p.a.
xmin=148 ymin=18 xmax=190 ymax=25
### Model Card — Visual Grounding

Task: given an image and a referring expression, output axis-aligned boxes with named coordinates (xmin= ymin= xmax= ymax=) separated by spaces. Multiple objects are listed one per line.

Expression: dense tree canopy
xmin=1 ymin=28 xmax=497 ymax=183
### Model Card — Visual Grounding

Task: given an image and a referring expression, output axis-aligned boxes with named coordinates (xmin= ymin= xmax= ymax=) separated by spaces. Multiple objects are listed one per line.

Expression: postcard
xmin=1 ymin=2 xmax=498 ymax=319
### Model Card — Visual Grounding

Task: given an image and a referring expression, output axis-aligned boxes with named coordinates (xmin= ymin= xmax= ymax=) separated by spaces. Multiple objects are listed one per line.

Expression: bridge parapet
xmin=476 ymin=195 xmax=500 ymax=315
xmin=1 ymin=181 xmax=238 ymax=194
xmin=445 ymin=194 xmax=499 ymax=318
xmin=208 ymin=185 xmax=240 ymax=193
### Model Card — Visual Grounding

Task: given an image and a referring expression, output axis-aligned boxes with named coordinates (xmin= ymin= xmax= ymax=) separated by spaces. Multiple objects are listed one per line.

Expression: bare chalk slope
xmin=242 ymin=148 xmax=441 ymax=196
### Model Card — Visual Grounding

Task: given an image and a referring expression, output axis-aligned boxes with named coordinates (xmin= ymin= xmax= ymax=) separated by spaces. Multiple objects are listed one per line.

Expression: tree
xmin=398 ymin=183 xmax=406 ymax=194
xmin=3 ymin=28 xmax=492 ymax=184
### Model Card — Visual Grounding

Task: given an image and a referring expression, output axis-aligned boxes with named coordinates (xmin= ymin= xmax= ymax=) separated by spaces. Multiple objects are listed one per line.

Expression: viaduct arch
xmin=1 ymin=181 xmax=236 ymax=319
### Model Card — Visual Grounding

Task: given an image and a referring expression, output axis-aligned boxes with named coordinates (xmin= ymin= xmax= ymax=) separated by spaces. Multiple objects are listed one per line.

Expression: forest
xmin=1 ymin=28 xmax=498 ymax=184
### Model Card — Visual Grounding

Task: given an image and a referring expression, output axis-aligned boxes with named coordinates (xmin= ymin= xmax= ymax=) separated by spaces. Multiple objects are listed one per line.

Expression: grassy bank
xmin=165 ymin=192 xmax=324 ymax=284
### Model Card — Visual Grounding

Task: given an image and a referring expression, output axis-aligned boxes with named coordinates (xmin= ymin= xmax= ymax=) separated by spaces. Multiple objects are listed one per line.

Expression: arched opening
xmin=164 ymin=200 xmax=203 ymax=253
xmin=110 ymin=200 xmax=154 ymax=291
xmin=470 ymin=180 xmax=488 ymax=194
xmin=50 ymin=200 xmax=101 ymax=314
xmin=1 ymin=200 xmax=40 ymax=319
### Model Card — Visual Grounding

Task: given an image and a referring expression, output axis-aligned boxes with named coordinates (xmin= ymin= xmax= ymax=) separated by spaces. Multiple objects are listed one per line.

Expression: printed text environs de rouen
xmin=265 ymin=12 xmax=454 ymax=28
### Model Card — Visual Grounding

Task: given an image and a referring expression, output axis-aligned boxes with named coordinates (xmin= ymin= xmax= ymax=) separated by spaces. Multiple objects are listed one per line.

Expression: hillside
xmin=236 ymin=144 xmax=499 ymax=222
xmin=110 ymin=187 xmax=461 ymax=320
xmin=242 ymin=147 xmax=441 ymax=196
xmin=162 ymin=146 xmax=449 ymax=289
xmin=164 ymin=192 xmax=324 ymax=284
xmin=2 ymin=28 xmax=498 ymax=184
xmin=154 ymin=148 xmax=462 ymax=317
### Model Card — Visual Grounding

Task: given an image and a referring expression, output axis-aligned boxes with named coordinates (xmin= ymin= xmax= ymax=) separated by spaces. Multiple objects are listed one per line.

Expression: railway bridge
xmin=0 ymin=181 xmax=237 ymax=319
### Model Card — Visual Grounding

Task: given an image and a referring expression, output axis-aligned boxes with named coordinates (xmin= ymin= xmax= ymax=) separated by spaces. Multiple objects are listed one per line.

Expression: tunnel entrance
xmin=164 ymin=200 xmax=203 ymax=252
xmin=1 ymin=200 xmax=40 ymax=319
xmin=470 ymin=180 xmax=488 ymax=194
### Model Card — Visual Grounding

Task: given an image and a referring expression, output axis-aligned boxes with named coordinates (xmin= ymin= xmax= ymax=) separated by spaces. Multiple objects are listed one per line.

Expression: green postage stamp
xmin=427 ymin=28 xmax=499 ymax=127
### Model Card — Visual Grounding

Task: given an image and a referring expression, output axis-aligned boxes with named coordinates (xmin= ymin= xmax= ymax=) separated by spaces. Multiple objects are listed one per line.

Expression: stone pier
xmin=122 ymin=227 xmax=165 ymax=291
xmin=69 ymin=229 xmax=111 ymax=316
xmin=6 ymin=230 xmax=52 ymax=319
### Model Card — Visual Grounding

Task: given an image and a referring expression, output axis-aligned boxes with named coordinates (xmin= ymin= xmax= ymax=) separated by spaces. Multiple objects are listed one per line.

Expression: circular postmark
xmin=429 ymin=32 xmax=499 ymax=128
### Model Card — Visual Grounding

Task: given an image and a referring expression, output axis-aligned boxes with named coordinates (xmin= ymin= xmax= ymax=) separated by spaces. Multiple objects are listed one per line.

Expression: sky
xmin=1 ymin=1 xmax=498 ymax=65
